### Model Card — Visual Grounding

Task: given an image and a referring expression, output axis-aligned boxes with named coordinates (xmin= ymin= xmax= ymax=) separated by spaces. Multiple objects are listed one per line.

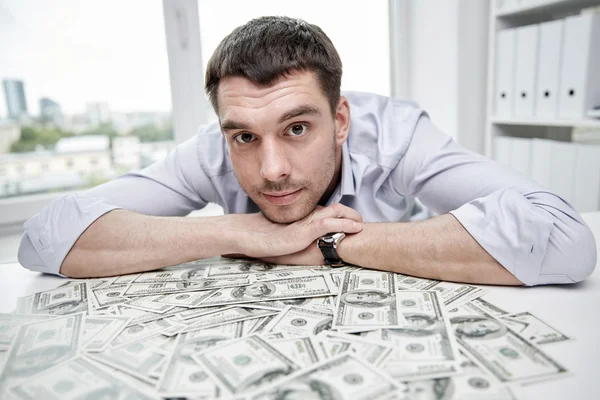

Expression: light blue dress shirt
xmin=18 ymin=91 xmax=597 ymax=285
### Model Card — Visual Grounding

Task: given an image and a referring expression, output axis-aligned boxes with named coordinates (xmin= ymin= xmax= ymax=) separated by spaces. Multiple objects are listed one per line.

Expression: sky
xmin=0 ymin=0 xmax=390 ymax=118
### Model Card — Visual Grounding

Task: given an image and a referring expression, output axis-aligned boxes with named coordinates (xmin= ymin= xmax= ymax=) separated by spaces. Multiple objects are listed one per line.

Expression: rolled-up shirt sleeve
xmin=18 ymin=134 xmax=211 ymax=276
xmin=391 ymin=116 xmax=597 ymax=286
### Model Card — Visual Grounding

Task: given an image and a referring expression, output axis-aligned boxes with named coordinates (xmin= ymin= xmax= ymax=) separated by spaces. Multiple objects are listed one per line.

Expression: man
xmin=18 ymin=16 xmax=596 ymax=286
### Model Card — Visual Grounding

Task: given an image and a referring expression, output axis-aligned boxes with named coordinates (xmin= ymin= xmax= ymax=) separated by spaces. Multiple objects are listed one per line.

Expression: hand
xmin=228 ymin=203 xmax=363 ymax=259
xmin=259 ymin=238 xmax=325 ymax=266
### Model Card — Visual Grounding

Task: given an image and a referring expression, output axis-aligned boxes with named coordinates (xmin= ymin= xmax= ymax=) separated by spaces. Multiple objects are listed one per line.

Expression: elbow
xmin=565 ymin=221 xmax=597 ymax=283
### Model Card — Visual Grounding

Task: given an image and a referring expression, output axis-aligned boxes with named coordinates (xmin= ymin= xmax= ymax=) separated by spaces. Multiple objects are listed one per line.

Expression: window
xmin=0 ymin=0 xmax=173 ymax=200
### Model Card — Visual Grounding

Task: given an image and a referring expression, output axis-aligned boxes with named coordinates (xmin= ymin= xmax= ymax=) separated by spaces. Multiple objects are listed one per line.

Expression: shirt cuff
xmin=22 ymin=194 xmax=121 ymax=276
xmin=450 ymin=188 xmax=554 ymax=286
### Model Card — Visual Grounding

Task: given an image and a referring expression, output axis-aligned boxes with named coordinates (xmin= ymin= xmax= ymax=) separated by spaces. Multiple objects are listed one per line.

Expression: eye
xmin=286 ymin=124 xmax=307 ymax=137
xmin=234 ymin=132 xmax=256 ymax=144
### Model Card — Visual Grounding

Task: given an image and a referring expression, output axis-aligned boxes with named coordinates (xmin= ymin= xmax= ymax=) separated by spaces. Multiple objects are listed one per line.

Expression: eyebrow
xmin=220 ymin=104 xmax=322 ymax=132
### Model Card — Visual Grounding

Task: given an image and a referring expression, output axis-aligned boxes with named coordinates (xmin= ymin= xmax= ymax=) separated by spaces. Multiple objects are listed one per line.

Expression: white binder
xmin=549 ymin=141 xmax=576 ymax=203
xmin=510 ymin=137 xmax=532 ymax=177
xmin=494 ymin=136 xmax=512 ymax=168
xmin=535 ymin=20 xmax=564 ymax=118
xmin=572 ymin=143 xmax=600 ymax=212
xmin=530 ymin=138 xmax=552 ymax=188
xmin=558 ymin=13 xmax=600 ymax=118
xmin=494 ymin=29 xmax=516 ymax=116
xmin=513 ymin=24 xmax=539 ymax=117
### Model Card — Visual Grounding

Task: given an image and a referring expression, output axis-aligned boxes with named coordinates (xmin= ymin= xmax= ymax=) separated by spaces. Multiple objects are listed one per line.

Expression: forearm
xmin=61 ymin=210 xmax=239 ymax=278
xmin=337 ymin=214 xmax=523 ymax=286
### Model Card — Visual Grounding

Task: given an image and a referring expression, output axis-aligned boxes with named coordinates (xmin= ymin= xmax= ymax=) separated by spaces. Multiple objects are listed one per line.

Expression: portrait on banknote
xmin=231 ymin=282 xmax=277 ymax=299
xmin=339 ymin=290 xmax=395 ymax=308
xmin=451 ymin=315 xmax=507 ymax=340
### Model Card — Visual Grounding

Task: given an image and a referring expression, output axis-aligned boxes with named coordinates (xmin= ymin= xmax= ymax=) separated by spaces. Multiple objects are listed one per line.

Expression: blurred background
xmin=1 ymin=0 xmax=599 ymax=262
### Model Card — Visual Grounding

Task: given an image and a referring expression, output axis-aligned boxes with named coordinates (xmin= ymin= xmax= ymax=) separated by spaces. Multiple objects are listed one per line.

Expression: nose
xmin=260 ymin=139 xmax=291 ymax=182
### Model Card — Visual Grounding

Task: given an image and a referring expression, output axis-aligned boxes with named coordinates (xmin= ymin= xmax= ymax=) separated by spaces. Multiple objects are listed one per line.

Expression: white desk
xmin=1 ymin=212 xmax=599 ymax=399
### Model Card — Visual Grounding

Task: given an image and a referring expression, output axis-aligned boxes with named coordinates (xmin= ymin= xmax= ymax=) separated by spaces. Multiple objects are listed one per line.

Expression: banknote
xmin=156 ymin=330 xmax=228 ymax=397
xmin=128 ymin=267 xmax=215 ymax=283
xmin=333 ymin=271 xmax=407 ymax=330
xmin=123 ymin=295 xmax=176 ymax=313
xmin=249 ymin=296 xmax=334 ymax=313
xmin=372 ymin=290 xmax=460 ymax=364
xmin=263 ymin=306 xmax=333 ymax=338
xmin=192 ymin=334 xmax=300 ymax=395
xmin=250 ymin=354 xmax=400 ymax=400
xmin=191 ymin=275 xmax=338 ymax=308
xmin=16 ymin=283 xmax=88 ymax=315
xmin=81 ymin=316 xmax=132 ymax=352
xmin=0 ymin=313 xmax=84 ymax=391
xmin=470 ymin=297 xmax=509 ymax=317
xmin=317 ymin=331 xmax=393 ymax=365
xmin=398 ymin=349 xmax=515 ymax=399
xmin=123 ymin=278 xmax=252 ymax=297
xmin=110 ymin=318 xmax=182 ymax=348
xmin=395 ymin=274 xmax=486 ymax=306
xmin=153 ymin=289 xmax=220 ymax=307
xmin=499 ymin=311 xmax=571 ymax=345
xmin=92 ymin=286 xmax=131 ymax=308
xmin=203 ymin=262 xmax=330 ymax=279
xmin=0 ymin=313 xmax=55 ymax=349
xmin=247 ymin=314 xmax=278 ymax=335
xmin=8 ymin=356 xmax=156 ymax=400
xmin=271 ymin=336 xmax=326 ymax=367
xmin=88 ymin=335 xmax=168 ymax=384
xmin=447 ymin=302 xmax=568 ymax=384
xmin=178 ymin=307 xmax=278 ymax=334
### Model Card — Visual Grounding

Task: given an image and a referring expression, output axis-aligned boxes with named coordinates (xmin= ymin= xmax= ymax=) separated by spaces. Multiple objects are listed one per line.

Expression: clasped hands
xmin=224 ymin=203 xmax=363 ymax=266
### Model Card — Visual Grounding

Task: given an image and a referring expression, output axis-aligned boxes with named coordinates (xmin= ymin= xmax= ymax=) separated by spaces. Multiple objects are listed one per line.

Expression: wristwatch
xmin=317 ymin=232 xmax=347 ymax=267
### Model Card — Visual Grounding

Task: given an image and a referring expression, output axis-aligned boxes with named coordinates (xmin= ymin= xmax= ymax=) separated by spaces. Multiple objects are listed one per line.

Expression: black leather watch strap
xmin=317 ymin=232 xmax=346 ymax=267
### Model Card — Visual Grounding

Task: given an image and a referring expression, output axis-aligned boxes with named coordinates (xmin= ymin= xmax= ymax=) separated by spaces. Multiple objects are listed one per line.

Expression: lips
xmin=262 ymin=189 xmax=302 ymax=206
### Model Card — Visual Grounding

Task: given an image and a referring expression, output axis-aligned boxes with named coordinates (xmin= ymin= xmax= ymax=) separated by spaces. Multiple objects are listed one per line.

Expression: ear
xmin=334 ymin=96 xmax=351 ymax=146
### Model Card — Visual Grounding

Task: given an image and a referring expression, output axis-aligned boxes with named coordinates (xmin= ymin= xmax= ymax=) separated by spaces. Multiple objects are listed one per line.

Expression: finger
xmin=309 ymin=203 xmax=363 ymax=223
xmin=315 ymin=217 xmax=363 ymax=236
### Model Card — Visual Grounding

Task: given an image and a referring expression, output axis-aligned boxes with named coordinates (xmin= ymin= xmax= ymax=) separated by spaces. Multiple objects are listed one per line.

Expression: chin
xmin=260 ymin=203 xmax=315 ymax=224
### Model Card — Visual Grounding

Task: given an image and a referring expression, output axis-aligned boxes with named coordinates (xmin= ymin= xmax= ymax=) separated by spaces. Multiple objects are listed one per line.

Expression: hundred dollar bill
xmin=178 ymin=307 xmax=278 ymax=334
xmin=110 ymin=317 xmax=182 ymax=348
xmin=15 ymin=283 xmax=88 ymax=315
xmin=190 ymin=275 xmax=337 ymax=308
xmin=249 ymin=296 xmax=334 ymax=313
xmin=250 ymin=353 xmax=400 ymax=400
xmin=192 ymin=334 xmax=300 ymax=395
xmin=204 ymin=261 xmax=330 ymax=279
xmin=317 ymin=331 xmax=393 ymax=365
xmin=92 ymin=286 xmax=131 ymax=308
xmin=271 ymin=336 xmax=326 ymax=367
xmin=0 ymin=314 xmax=55 ymax=350
xmin=447 ymin=302 xmax=568 ymax=384
xmin=123 ymin=278 xmax=252 ymax=297
xmin=0 ymin=313 xmax=84 ymax=391
xmin=247 ymin=315 xmax=278 ymax=335
xmin=122 ymin=295 xmax=176 ymax=313
xmin=470 ymin=297 xmax=509 ymax=317
xmin=88 ymin=334 xmax=168 ymax=384
xmin=81 ymin=316 xmax=132 ymax=352
xmin=9 ymin=356 xmax=156 ymax=400
xmin=157 ymin=326 xmax=241 ymax=397
xmin=333 ymin=271 xmax=407 ymax=330
xmin=115 ymin=304 xmax=187 ymax=326
xmin=400 ymin=350 xmax=515 ymax=400
xmin=154 ymin=289 xmax=220 ymax=307
xmin=372 ymin=290 xmax=460 ymax=364
xmin=499 ymin=311 xmax=571 ymax=345
xmin=173 ymin=306 xmax=224 ymax=321
xmin=130 ymin=267 xmax=215 ymax=283
xmin=395 ymin=274 xmax=486 ymax=306
xmin=264 ymin=306 xmax=333 ymax=338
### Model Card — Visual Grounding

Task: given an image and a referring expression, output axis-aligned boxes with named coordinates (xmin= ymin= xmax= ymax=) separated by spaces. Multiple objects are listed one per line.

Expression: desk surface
xmin=1 ymin=212 xmax=599 ymax=400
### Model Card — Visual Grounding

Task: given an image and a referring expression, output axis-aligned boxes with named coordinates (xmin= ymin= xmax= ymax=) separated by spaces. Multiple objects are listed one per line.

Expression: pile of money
xmin=0 ymin=258 xmax=572 ymax=399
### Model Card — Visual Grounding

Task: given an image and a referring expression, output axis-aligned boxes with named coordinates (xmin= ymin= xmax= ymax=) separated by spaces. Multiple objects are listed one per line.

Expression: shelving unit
xmin=484 ymin=0 xmax=600 ymax=157
xmin=485 ymin=0 xmax=600 ymax=212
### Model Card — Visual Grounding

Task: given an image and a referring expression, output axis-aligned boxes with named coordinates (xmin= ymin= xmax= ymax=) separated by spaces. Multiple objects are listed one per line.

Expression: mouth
xmin=262 ymin=189 xmax=303 ymax=206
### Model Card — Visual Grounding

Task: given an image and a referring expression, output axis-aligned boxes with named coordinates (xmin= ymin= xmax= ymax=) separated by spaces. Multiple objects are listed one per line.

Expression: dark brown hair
xmin=205 ymin=16 xmax=342 ymax=115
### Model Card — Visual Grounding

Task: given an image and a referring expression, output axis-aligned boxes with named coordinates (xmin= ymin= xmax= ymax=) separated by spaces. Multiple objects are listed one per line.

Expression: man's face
xmin=217 ymin=70 xmax=350 ymax=223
